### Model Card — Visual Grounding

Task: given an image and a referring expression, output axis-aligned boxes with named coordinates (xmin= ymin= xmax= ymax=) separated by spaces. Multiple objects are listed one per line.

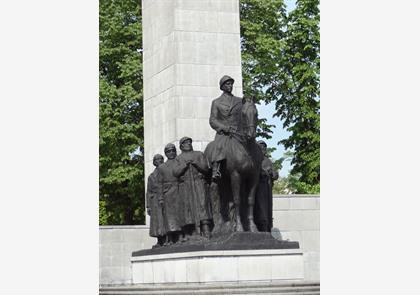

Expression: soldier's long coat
xmin=156 ymin=159 xmax=182 ymax=232
xmin=146 ymin=168 xmax=166 ymax=237
xmin=173 ymin=151 xmax=212 ymax=229
xmin=254 ymin=156 xmax=279 ymax=231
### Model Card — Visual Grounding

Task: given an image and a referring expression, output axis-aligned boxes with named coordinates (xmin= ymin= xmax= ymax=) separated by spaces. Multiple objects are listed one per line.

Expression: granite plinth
xmin=131 ymin=248 xmax=304 ymax=284
xmin=132 ymin=232 xmax=299 ymax=257
xmin=131 ymin=232 xmax=303 ymax=284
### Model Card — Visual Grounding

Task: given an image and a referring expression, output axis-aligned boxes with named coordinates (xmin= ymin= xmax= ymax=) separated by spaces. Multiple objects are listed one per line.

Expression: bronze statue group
xmin=146 ymin=76 xmax=279 ymax=248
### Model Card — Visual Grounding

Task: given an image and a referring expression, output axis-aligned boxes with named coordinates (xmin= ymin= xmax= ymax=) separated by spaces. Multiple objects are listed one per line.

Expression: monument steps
xmin=99 ymin=281 xmax=320 ymax=295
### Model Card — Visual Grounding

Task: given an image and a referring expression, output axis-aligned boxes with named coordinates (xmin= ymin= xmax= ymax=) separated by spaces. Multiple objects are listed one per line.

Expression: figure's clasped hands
xmin=186 ymin=159 xmax=198 ymax=167
xmin=220 ymin=125 xmax=232 ymax=135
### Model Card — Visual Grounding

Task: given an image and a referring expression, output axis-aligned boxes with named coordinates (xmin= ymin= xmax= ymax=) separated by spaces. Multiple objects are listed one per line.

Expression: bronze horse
xmin=205 ymin=97 xmax=263 ymax=232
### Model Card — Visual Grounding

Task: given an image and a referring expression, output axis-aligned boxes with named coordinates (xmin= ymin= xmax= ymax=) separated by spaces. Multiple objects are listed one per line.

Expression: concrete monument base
xmin=131 ymin=248 xmax=304 ymax=284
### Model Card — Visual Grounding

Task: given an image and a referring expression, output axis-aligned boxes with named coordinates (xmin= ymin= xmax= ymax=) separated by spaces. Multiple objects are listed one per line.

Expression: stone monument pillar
xmin=142 ymin=0 xmax=243 ymax=183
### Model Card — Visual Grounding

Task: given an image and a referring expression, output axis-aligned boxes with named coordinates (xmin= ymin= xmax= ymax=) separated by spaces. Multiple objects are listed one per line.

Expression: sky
xmin=255 ymin=0 xmax=296 ymax=177
xmin=256 ymin=102 xmax=292 ymax=177
xmin=285 ymin=0 xmax=297 ymax=11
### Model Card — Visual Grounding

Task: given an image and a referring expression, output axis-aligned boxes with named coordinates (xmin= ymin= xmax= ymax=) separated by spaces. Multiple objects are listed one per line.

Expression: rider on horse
xmin=207 ymin=75 xmax=243 ymax=180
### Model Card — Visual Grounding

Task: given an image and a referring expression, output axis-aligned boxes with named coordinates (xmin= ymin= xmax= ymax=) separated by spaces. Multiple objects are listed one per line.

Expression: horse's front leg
xmin=230 ymin=170 xmax=244 ymax=232
xmin=247 ymin=174 xmax=259 ymax=232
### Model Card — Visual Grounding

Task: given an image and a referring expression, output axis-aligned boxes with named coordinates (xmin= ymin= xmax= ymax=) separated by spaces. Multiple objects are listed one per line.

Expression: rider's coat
xmin=208 ymin=92 xmax=243 ymax=163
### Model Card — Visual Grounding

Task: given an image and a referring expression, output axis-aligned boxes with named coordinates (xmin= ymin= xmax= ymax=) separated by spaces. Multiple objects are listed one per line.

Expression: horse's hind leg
xmin=247 ymin=175 xmax=259 ymax=232
xmin=230 ymin=170 xmax=244 ymax=232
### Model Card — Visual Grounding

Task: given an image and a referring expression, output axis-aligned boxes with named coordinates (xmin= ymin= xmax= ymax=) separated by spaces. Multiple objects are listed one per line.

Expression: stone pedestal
xmin=131 ymin=248 xmax=304 ymax=284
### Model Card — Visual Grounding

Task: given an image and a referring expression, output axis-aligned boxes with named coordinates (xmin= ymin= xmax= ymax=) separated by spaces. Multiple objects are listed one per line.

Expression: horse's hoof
xmin=235 ymin=222 xmax=244 ymax=232
xmin=249 ymin=220 xmax=258 ymax=233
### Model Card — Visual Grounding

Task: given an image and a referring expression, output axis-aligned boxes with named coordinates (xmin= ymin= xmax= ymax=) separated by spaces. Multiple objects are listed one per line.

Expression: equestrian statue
xmin=204 ymin=75 xmax=263 ymax=232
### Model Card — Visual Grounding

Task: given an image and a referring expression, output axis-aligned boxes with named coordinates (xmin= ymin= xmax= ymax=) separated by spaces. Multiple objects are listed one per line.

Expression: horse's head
xmin=241 ymin=96 xmax=258 ymax=141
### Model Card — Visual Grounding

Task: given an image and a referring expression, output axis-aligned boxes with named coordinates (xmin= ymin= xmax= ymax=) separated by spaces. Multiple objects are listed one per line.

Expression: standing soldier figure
xmin=157 ymin=143 xmax=183 ymax=245
xmin=254 ymin=140 xmax=279 ymax=232
xmin=174 ymin=137 xmax=212 ymax=239
xmin=146 ymin=154 xmax=166 ymax=247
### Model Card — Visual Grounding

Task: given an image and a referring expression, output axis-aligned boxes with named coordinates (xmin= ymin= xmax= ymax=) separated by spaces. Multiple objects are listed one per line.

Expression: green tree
xmin=272 ymin=151 xmax=320 ymax=194
xmin=240 ymin=0 xmax=320 ymax=193
xmin=275 ymin=0 xmax=320 ymax=189
xmin=99 ymin=0 xmax=144 ymax=225
xmin=240 ymin=0 xmax=287 ymax=140
xmin=272 ymin=177 xmax=292 ymax=194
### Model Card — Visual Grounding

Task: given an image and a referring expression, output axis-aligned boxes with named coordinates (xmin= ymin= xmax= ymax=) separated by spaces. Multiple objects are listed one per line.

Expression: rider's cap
xmin=179 ymin=136 xmax=192 ymax=147
xmin=219 ymin=75 xmax=235 ymax=90
xmin=164 ymin=143 xmax=176 ymax=152
xmin=257 ymin=140 xmax=267 ymax=147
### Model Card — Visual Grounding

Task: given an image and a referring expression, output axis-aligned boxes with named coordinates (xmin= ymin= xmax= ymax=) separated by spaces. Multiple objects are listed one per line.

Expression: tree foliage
xmin=99 ymin=0 xmax=144 ymax=225
xmin=272 ymin=177 xmax=293 ymax=194
xmin=272 ymin=174 xmax=320 ymax=195
xmin=278 ymin=0 xmax=320 ymax=188
xmin=240 ymin=0 xmax=320 ymax=193
xmin=240 ymin=0 xmax=286 ymax=140
xmin=271 ymin=151 xmax=319 ymax=194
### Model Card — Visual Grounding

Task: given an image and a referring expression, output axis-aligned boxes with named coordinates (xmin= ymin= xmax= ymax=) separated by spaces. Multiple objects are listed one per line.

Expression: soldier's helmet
xmin=257 ymin=140 xmax=267 ymax=147
xmin=219 ymin=75 xmax=235 ymax=90
xmin=164 ymin=143 xmax=176 ymax=152
xmin=153 ymin=154 xmax=164 ymax=161
xmin=179 ymin=136 xmax=192 ymax=147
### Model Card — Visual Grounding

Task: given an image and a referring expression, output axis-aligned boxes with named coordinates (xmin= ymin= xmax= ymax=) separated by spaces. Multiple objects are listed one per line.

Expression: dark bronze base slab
xmin=132 ymin=232 xmax=299 ymax=257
